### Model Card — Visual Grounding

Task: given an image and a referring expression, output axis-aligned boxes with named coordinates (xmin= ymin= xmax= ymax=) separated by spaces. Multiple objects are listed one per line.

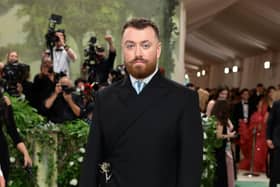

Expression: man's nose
xmin=135 ymin=45 xmax=143 ymax=57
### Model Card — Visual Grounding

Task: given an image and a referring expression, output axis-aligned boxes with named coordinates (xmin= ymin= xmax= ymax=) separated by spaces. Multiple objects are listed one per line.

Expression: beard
xmin=125 ymin=57 xmax=157 ymax=79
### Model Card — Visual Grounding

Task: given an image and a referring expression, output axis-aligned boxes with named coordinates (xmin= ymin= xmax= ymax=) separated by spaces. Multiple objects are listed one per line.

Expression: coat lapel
xmin=108 ymin=71 xmax=169 ymax=155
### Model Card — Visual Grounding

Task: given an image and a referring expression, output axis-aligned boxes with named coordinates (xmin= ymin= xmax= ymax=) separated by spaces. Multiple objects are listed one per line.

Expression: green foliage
xmin=159 ymin=0 xmax=179 ymax=78
xmin=6 ymin=97 xmax=89 ymax=187
xmin=57 ymin=120 xmax=89 ymax=187
xmin=7 ymin=97 xmax=44 ymax=187
xmin=201 ymin=116 xmax=222 ymax=187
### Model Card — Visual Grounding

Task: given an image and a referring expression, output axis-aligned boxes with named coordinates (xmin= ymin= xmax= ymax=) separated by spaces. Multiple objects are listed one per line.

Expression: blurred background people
xmin=211 ymin=100 xmax=236 ymax=187
xmin=2 ymin=51 xmax=31 ymax=99
xmin=43 ymin=76 xmax=83 ymax=123
xmin=206 ymin=85 xmax=229 ymax=116
xmin=31 ymin=56 xmax=56 ymax=115
xmin=83 ymin=34 xmax=116 ymax=84
xmin=239 ymin=97 xmax=268 ymax=173
xmin=52 ymin=29 xmax=77 ymax=77
xmin=231 ymin=88 xmax=252 ymax=164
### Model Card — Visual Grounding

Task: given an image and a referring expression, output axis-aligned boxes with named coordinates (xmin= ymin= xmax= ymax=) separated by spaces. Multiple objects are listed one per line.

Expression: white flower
xmin=69 ymin=161 xmax=74 ymax=167
xmin=210 ymin=164 xmax=214 ymax=169
xmin=69 ymin=178 xmax=78 ymax=186
xmin=203 ymin=148 xmax=207 ymax=152
xmin=10 ymin=157 xmax=16 ymax=163
xmin=203 ymin=154 xmax=206 ymax=161
xmin=203 ymin=169 xmax=208 ymax=178
xmin=8 ymin=180 xmax=13 ymax=185
xmin=203 ymin=132 xmax=207 ymax=139
xmin=78 ymin=156 xmax=83 ymax=163
xmin=79 ymin=148 xmax=86 ymax=154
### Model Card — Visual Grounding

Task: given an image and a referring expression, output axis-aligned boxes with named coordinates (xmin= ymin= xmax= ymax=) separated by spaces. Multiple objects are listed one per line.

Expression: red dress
xmin=239 ymin=109 xmax=268 ymax=172
xmin=238 ymin=120 xmax=251 ymax=170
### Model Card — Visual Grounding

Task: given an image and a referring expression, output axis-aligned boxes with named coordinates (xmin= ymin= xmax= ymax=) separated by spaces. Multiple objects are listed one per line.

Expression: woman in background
xmin=239 ymin=97 xmax=268 ymax=172
xmin=211 ymin=100 xmax=236 ymax=187
xmin=206 ymin=85 xmax=229 ymax=116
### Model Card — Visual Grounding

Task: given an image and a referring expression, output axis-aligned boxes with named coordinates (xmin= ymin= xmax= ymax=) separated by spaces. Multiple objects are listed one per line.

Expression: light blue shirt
xmin=129 ymin=66 xmax=158 ymax=93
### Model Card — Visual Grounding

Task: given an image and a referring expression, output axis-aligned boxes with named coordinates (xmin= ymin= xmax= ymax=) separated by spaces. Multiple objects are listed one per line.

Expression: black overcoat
xmin=79 ymin=71 xmax=203 ymax=187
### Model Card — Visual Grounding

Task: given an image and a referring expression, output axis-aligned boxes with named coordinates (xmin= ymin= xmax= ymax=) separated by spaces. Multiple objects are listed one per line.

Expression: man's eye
xmin=125 ymin=43 xmax=135 ymax=49
xmin=141 ymin=43 xmax=151 ymax=49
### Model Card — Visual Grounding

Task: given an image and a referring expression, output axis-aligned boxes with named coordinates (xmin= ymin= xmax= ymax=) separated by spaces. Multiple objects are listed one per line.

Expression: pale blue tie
xmin=134 ymin=80 xmax=145 ymax=94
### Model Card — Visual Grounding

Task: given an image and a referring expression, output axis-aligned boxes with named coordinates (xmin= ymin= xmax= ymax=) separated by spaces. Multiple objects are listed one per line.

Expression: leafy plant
xmin=201 ymin=115 xmax=222 ymax=187
xmin=6 ymin=97 xmax=89 ymax=187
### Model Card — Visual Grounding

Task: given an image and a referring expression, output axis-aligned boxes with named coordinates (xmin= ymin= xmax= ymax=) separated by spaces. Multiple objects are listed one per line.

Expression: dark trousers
xmin=269 ymin=181 xmax=277 ymax=187
xmin=269 ymin=148 xmax=280 ymax=187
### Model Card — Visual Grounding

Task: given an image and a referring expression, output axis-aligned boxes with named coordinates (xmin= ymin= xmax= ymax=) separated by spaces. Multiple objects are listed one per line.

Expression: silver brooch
xmin=99 ymin=162 xmax=112 ymax=183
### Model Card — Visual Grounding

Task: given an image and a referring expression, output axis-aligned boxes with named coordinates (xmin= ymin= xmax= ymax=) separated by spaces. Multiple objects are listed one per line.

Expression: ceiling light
xmin=197 ymin=72 xmax=201 ymax=77
xmin=264 ymin=61 xmax=270 ymax=69
xmin=224 ymin=67 xmax=230 ymax=74
xmin=232 ymin=65 xmax=239 ymax=73
xmin=201 ymin=69 xmax=206 ymax=76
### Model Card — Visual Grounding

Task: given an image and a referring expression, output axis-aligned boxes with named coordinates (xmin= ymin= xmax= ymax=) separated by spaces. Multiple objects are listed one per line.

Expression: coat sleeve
xmin=79 ymin=92 xmax=103 ymax=187
xmin=177 ymin=91 xmax=203 ymax=187
xmin=266 ymin=101 xmax=278 ymax=140
xmin=5 ymin=105 xmax=22 ymax=146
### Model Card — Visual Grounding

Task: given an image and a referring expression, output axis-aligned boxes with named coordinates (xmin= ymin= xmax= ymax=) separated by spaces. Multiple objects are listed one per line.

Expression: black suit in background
xmin=79 ymin=71 xmax=203 ymax=187
xmin=267 ymin=100 xmax=280 ymax=187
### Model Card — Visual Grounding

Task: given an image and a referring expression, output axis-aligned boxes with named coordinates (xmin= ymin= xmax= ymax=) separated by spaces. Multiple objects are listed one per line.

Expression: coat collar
xmin=107 ymin=71 xmax=170 ymax=155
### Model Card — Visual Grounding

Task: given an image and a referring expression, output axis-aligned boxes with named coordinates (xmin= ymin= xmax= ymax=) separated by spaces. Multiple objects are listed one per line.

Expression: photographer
xmin=31 ymin=56 xmax=56 ymax=115
xmin=3 ymin=51 xmax=32 ymax=100
xmin=43 ymin=76 xmax=83 ymax=123
xmin=83 ymin=34 xmax=116 ymax=84
xmin=52 ymin=29 xmax=77 ymax=77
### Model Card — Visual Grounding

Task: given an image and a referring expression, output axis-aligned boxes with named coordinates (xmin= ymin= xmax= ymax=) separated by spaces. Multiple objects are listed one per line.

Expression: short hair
xmin=240 ymin=88 xmax=249 ymax=95
xmin=257 ymin=83 xmax=264 ymax=87
xmin=122 ymin=18 xmax=160 ymax=39
xmin=6 ymin=51 xmax=18 ymax=63
xmin=56 ymin=29 xmax=66 ymax=41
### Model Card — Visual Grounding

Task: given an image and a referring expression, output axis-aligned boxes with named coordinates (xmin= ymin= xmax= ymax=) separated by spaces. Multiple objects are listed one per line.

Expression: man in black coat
xmin=231 ymin=88 xmax=251 ymax=162
xmin=267 ymin=99 xmax=280 ymax=187
xmin=79 ymin=17 xmax=203 ymax=187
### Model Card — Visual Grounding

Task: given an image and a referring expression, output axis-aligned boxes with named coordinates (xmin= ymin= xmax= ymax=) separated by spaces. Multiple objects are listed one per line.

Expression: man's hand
xmin=267 ymin=139 xmax=275 ymax=149
xmin=63 ymin=92 xmax=72 ymax=103
xmin=104 ymin=34 xmax=115 ymax=52
xmin=104 ymin=34 xmax=113 ymax=44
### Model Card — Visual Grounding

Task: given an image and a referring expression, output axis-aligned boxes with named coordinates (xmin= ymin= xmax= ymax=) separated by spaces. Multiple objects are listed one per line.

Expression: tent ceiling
xmin=185 ymin=0 xmax=280 ymax=68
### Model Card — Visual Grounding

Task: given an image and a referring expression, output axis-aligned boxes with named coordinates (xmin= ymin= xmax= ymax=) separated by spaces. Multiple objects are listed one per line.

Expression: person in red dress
xmin=239 ymin=97 xmax=268 ymax=172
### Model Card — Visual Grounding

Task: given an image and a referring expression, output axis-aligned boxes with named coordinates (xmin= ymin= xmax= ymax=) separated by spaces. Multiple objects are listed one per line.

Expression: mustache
xmin=129 ymin=57 xmax=147 ymax=63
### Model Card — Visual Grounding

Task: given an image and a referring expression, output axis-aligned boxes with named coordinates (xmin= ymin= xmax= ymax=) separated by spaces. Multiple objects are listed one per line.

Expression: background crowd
xmin=1 ymin=25 xmax=280 ymax=187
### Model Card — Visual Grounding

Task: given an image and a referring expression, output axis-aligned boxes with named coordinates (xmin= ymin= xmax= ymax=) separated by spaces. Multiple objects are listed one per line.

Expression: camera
xmin=83 ymin=36 xmax=99 ymax=66
xmin=45 ymin=14 xmax=63 ymax=60
xmin=3 ymin=62 xmax=30 ymax=96
xmin=83 ymin=36 xmax=107 ymax=83
xmin=61 ymin=85 xmax=75 ymax=94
